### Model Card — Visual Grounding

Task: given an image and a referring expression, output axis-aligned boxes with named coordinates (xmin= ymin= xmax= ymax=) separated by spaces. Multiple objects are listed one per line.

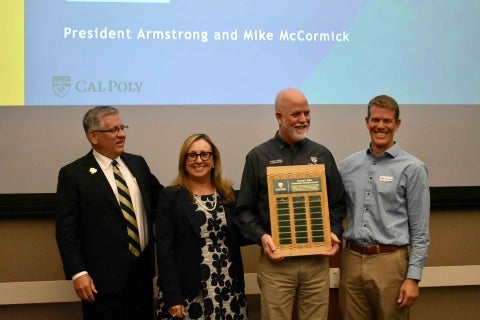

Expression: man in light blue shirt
xmin=338 ymin=95 xmax=430 ymax=320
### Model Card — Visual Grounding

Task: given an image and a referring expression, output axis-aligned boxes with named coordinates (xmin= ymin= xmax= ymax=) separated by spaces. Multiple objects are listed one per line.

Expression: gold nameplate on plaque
xmin=267 ymin=164 xmax=331 ymax=256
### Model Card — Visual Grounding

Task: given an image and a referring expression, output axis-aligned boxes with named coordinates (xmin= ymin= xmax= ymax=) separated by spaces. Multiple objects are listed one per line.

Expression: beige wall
xmin=2 ymin=106 xmax=480 ymax=194
xmin=1 ymin=208 xmax=480 ymax=319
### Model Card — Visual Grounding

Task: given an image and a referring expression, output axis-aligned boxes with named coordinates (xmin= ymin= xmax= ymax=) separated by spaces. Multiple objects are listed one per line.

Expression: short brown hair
xmin=367 ymin=95 xmax=400 ymax=119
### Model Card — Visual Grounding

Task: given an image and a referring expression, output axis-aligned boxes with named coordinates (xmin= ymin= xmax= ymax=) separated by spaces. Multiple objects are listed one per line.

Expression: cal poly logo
xmin=52 ymin=76 xmax=71 ymax=97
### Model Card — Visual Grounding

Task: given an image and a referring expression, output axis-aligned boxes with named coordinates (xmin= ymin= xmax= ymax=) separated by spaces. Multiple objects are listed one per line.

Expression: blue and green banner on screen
xmin=3 ymin=0 xmax=480 ymax=106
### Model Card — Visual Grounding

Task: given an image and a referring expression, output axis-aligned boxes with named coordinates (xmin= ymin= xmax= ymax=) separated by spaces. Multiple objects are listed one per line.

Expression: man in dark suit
xmin=55 ymin=106 xmax=163 ymax=320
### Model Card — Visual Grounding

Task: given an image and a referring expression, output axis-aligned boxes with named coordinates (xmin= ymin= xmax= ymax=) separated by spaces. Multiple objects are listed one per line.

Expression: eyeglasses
xmin=185 ymin=152 xmax=213 ymax=162
xmin=93 ymin=125 xmax=129 ymax=134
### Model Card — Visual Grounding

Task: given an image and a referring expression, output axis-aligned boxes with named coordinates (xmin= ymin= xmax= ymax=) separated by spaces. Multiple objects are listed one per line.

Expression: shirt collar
xmin=367 ymin=142 xmax=400 ymax=158
xmin=92 ymin=149 xmax=124 ymax=170
xmin=274 ymin=131 xmax=308 ymax=150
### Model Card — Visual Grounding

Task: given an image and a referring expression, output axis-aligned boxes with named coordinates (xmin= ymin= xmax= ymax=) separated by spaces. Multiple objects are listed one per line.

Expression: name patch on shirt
xmin=269 ymin=159 xmax=283 ymax=165
xmin=379 ymin=175 xmax=394 ymax=182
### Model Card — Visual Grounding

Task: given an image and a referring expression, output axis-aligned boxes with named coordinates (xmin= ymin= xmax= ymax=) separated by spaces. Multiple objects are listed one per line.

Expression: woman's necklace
xmin=194 ymin=190 xmax=217 ymax=212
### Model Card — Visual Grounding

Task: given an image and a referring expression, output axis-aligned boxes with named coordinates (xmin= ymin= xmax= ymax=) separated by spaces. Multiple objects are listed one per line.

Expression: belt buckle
xmin=375 ymin=245 xmax=380 ymax=254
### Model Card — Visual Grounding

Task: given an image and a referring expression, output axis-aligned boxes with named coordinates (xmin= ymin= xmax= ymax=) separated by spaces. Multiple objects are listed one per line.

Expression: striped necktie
xmin=112 ymin=160 xmax=141 ymax=258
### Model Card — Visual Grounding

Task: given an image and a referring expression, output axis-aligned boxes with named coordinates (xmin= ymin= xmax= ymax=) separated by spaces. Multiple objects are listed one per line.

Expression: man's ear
xmin=275 ymin=111 xmax=282 ymax=125
xmin=395 ymin=118 xmax=401 ymax=131
xmin=87 ymin=131 xmax=97 ymax=145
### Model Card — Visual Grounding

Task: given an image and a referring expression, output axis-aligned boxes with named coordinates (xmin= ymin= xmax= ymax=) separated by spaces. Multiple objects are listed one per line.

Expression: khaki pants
xmin=339 ymin=247 xmax=409 ymax=320
xmin=257 ymin=252 xmax=330 ymax=320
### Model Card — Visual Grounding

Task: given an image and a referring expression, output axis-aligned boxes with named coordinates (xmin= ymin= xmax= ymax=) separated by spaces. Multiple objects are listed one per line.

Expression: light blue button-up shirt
xmin=338 ymin=143 xmax=430 ymax=280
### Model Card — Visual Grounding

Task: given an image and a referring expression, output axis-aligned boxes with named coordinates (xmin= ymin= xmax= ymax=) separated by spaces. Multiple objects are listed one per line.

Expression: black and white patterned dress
xmin=157 ymin=193 xmax=248 ymax=320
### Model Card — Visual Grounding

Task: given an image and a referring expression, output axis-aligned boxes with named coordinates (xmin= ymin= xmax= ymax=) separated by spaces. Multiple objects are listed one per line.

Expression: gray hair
xmin=82 ymin=106 xmax=119 ymax=133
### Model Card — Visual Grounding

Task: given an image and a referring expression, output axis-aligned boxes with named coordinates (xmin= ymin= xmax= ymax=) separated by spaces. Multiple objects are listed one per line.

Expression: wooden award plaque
xmin=267 ymin=164 xmax=331 ymax=256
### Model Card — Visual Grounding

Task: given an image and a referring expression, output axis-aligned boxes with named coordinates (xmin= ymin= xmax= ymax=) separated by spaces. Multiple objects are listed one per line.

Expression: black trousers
xmin=82 ymin=251 xmax=154 ymax=320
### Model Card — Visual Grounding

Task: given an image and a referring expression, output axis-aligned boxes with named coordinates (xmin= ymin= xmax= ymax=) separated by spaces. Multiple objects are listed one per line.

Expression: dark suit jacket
xmin=55 ymin=150 xmax=162 ymax=294
xmin=155 ymin=186 xmax=246 ymax=308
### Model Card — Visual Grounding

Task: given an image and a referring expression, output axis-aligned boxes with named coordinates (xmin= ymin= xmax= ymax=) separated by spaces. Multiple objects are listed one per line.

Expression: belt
xmin=346 ymin=242 xmax=405 ymax=255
